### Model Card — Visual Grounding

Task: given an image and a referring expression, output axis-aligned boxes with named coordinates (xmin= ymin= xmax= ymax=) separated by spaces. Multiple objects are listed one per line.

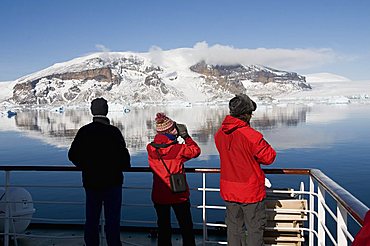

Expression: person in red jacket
xmin=214 ymin=94 xmax=276 ymax=246
xmin=352 ymin=210 xmax=370 ymax=246
xmin=147 ymin=112 xmax=201 ymax=246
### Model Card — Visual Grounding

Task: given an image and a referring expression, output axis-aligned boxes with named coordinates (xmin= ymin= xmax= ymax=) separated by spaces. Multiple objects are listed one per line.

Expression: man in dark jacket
xmin=68 ymin=97 xmax=131 ymax=246
xmin=214 ymin=94 xmax=276 ymax=246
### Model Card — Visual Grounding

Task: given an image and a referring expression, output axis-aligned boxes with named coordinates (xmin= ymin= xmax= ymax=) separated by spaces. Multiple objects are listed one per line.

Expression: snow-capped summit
xmin=5 ymin=49 xmax=311 ymax=106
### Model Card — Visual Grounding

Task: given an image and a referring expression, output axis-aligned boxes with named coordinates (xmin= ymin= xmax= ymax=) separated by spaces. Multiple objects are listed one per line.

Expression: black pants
xmin=225 ymin=200 xmax=266 ymax=246
xmin=154 ymin=200 xmax=195 ymax=246
xmin=84 ymin=186 xmax=122 ymax=246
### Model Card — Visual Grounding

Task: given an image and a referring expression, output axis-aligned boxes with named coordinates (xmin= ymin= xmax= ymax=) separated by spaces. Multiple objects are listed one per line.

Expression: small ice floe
xmin=185 ymin=102 xmax=192 ymax=107
xmin=327 ymin=96 xmax=350 ymax=104
xmin=123 ymin=107 xmax=131 ymax=113
xmin=348 ymin=94 xmax=369 ymax=100
xmin=7 ymin=110 xmax=17 ymax=118
xmin=176 ymin=101 xmax=193 ymax=107
xmin=107 ymin=103 xmax=131 ymax=113
xmin=51 ymin=106 xmax=64 ymax=113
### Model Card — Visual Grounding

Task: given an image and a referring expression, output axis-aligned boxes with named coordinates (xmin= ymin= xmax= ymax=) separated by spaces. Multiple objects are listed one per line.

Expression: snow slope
xmin=0 ymin=81 xmax=16 ymax=100
xmin=274 ymin=73 xmax=370 ymax=104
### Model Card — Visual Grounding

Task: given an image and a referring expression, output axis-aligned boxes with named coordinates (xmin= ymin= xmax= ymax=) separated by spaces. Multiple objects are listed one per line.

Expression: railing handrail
xmin=1 ymin=166 xmax=368 ymax=225
xmin=0 ymin=166 xmax=311 ymax=173
xmin=310 ymin=168 xmax=369 ymax=226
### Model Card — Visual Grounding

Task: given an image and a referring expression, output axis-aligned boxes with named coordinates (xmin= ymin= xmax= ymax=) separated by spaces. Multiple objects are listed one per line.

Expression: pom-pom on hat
xmin=155 ymin=112 xmax=177 ymax=135
xmin=229 ymin=94 xmax=257 ymax=117
xmin=91 ymin=97 xmax=108 ymax=116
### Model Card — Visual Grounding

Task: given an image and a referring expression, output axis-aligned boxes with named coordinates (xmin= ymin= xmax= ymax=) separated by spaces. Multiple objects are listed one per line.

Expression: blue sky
xmin=1 ymin=0 xmax=370 ymax=81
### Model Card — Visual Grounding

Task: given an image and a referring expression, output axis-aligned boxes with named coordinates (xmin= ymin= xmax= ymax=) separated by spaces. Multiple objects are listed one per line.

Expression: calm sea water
xmin=0 ymin=103 xmax=369 ymax=227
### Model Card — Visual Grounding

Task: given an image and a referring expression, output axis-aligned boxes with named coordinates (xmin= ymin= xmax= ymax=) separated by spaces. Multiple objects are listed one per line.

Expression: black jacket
xmin=68 ymin=116 xmax=131 ymax=189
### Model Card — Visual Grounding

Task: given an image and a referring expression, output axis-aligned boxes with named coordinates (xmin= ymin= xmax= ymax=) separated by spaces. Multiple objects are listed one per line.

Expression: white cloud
xmin=95 ymin=44 xmax=111 ymax=52
xmin=189 ymin=41 xmax=339 ymax=71
xmin=148 ymin=41 xmax=341 ymax=72
xmin=148 ymin=45 xmax=165 ymax=67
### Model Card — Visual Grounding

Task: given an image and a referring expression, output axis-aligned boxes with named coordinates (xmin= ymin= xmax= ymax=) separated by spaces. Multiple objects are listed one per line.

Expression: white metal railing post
xmin=337 ymin=203 xmax=348 ymax=245
xmin=299 ymin=182 xmax=305 ymax=240
xmin=309 ymin=177 xmax=315 ymax=246
xmin=318 ymin=184 xmax=326 ymax=246
xmin=202 ymin=172 xmax=207 ymax=246
xmin=4 ymin=171 xmax=10 ymax=246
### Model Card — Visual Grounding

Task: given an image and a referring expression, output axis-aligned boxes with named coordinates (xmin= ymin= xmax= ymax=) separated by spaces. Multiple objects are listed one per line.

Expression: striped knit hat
xmin=155 ymin=112 xmax=177 ymax=135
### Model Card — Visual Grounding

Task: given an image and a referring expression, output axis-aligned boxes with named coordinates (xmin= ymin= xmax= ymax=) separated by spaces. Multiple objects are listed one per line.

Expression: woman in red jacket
xmin=147 ymin=113 xmax=201 ymax=246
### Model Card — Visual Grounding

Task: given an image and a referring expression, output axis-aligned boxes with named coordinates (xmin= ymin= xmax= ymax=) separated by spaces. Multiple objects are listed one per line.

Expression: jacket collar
xmin=93 ymin=115 xmax=110 ymax=125
xmin=152 ymin=134 xmax=178 ymax=147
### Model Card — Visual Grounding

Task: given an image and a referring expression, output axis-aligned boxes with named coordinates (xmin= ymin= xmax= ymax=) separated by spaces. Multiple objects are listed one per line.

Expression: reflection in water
xmin=1 ymin=104 xmax=370 ymax=214
xmin=2 ymin=105 xmax=311 ymax=153
xmin=252 ymin=105 xmax=310 ymax=130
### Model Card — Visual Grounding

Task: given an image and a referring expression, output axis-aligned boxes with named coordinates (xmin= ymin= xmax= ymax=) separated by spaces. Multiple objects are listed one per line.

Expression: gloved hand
xmin=176 ymin=123 xmax=190 ymax=139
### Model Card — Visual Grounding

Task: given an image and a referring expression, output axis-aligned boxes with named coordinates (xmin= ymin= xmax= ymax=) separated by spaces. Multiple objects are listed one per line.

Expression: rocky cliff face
xmin=8 ymin=52 xmax=311 ymax=106
xmin=190 ymin=61 xmax=311 ymax=94
xmin=190 ymin=61 xmax=247 ymax=95
xmin=48 ymin=67 xmax=119 ymax=83
xmin=12 ymin=67 xmax=119 ymax=104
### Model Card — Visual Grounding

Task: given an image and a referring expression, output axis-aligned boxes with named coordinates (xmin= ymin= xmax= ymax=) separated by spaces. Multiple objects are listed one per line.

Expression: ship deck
xmin=4 ymin=225 xmax=226 ymax=246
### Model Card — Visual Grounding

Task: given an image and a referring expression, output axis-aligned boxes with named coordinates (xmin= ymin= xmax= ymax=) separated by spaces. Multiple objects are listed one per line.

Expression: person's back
xmin=69 ymin=119 xmax=130 ymax=188
xmin=214 ymin=94 xmax=276 ymax=246
xmin=147 ymin=112 xmax=200 ymax=246
xmin=68 ymin=97 xmax=130 ymax=246
xmin=215 ymin=115 xmax=275 ymax=203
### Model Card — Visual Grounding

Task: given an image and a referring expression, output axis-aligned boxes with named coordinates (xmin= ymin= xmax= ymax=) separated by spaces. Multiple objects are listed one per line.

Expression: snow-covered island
xmin=0 ymin=49 xmax=369 ymax=113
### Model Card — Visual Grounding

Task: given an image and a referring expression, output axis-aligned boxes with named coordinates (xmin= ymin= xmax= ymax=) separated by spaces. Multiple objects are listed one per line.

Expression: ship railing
xmin=0 ymin=166 xmax=368 ymax=246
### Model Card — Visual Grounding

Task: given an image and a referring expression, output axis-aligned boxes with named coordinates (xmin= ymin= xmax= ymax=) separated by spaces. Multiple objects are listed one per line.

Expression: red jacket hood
xmin=221 ymin=115 xmax=249 ymax=134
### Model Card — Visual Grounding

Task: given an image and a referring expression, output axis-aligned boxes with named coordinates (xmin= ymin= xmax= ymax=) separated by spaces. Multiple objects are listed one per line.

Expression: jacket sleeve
xmin=68 ymin=129 xmax=85 ymax=168
xmin=116 ymin=128 xmax=131 ymax=170
xmin=180 ymin=137 xmax=201 ymax=161
xmin=254 ymin=137 xmax=276 ymax=165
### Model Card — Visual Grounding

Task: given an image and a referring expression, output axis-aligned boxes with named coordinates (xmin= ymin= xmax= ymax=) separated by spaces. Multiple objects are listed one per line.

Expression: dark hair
xmin=90 ymin=97 xmax=108 ymax=116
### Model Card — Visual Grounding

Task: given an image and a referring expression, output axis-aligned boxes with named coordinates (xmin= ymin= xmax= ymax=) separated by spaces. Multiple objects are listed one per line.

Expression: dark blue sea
xmin=0 ymin=103 xmax=369 ymax=230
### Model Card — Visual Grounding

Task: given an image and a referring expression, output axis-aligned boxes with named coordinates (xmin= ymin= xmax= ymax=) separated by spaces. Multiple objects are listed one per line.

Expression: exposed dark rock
xmin=48 ymin=67 xmax=116 ymax=83
xmin=12 ymin=82 xmax=37 ymax=104
xmin=190 ymin=61 xmax=247 ymax=95
xmin=190 ymin=61 xmax=311 ymax=91
xmin=144 ymin=73 xmax=169 ymax=94
xmin=144 ymin=73 xmax=161 ymax=87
